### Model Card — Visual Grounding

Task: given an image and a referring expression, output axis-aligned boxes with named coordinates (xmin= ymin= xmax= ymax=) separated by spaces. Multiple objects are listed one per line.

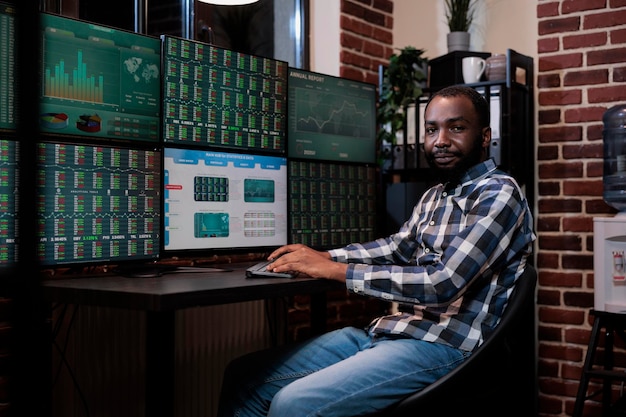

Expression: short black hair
xmin=425 ymin=85 xmax=490 ymax=129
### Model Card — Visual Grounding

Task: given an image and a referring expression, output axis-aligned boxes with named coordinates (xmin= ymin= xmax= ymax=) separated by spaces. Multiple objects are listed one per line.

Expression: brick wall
xmin=537 ymin=0 xmax=626 ymax=416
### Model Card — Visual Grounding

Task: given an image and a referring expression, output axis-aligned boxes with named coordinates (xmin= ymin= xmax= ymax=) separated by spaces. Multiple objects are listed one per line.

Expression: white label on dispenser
xmin=613 ymin=250 xmax=626 ymax=282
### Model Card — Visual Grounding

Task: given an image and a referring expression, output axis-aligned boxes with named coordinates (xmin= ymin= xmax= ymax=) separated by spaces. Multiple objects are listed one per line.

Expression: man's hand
xmin=266 ymin=244 xmax=348 ymax=283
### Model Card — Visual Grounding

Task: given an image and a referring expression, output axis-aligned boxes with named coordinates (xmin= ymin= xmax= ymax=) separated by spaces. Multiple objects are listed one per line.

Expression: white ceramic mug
xmin=462 ymin=57 xmax=486 ymax=83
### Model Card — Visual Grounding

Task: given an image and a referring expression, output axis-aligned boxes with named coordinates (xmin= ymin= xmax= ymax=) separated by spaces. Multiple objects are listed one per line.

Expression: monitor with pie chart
xmin=39 ymin=12 xmax=161 ymax=144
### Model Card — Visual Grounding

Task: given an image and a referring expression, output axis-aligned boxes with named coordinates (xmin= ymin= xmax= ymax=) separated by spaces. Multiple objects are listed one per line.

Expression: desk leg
xmin=310 ymin=292 xmax=327 ymax=335
xmin=146 ymin=310 xmax=175 ymax=417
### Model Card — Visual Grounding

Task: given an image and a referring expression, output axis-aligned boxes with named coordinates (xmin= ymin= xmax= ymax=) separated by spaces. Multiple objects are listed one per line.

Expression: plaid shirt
xmin=329 ymin=159 xmax=535 ymax=352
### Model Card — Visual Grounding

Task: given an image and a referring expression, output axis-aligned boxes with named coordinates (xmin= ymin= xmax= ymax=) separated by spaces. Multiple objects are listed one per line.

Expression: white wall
xmin=393 ymin=0 xmax=537 ymax=61
xmin=309 ymin=0 xmax=537 ymax=77
xmin=309 ymin=0 xmax=340 ymax=75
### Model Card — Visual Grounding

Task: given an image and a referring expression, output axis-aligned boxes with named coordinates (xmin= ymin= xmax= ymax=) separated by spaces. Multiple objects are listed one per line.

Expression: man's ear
xmin=481 ymin=126 xmax=492 ymax=150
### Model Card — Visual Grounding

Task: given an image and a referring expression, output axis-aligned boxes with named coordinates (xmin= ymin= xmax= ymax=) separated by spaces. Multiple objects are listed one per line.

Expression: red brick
xmin=562 ymin=143 xmax=603 ymax=159
xmin=539 ymin=37 xmax=561 ymax=54
xmin=614 ymin=66 xmax=626 ymax=83
xmin=539 ymin=125 xmax=583 ymax=143
xmin=564 ymin=106 xmax=608 ymax=122
xmin=539 ymin=109 xmax=562 ymax=124
xmin=563 ymin=69 xmax=609 ymax=86
xmin=538 ymin=180 xmax=561 ymax=195
xmin=562 ymin=0 xmax=607 ymax=14
xmin=539 ymin=162 xmax=585 ymax=178
xmin=584 ymin=9 xmax=626 ymax=29
xmin=539 ymin=16 xmax=581 ymax=35
xmin=563 ymin=180 xmax=602 ymax=196
xmin=562 ymin=215 xmax=594 ymax=231
xmin=612 ymin=28 xmax=626 ymax=44
xmin=563 ymin=32 xmax=608 ymax=49
xmin=537 ymin=252 xmax=560 ymax=268
xmin=563 ymin=288 xmax=595 ymax=306
xmin=539 ymin=53 xmax=584 ymax=71
xmin=538 ymin=197 xmax=584 ymax=213
xmin=588 ymin=85 xmax=626 ymax=103
xmin=587 ymin=160 xmax=604 ymax=177
xmin=539 ymin=89 xmax=583 ymax=106
xmin=538 ymin=2 xmax=560 ymax=18
xmin=539 ymin=306 xmax=586 ymax=324
xmin=538 ymin=233 xmax=583 ymax=250
xmin=587 ymin=123 xmax=604 ymax=141
xmin=538 ymin=216 xmax=562 ymax=231
xmin=588 ymin=46 xmax=626 ymax=65
xmin=538 ymin=291 xmax=562 ymax=309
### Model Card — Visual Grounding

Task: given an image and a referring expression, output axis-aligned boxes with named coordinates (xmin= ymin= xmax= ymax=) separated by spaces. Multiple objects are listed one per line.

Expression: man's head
xmin=422 ymin=86 xmax=491 ymax=184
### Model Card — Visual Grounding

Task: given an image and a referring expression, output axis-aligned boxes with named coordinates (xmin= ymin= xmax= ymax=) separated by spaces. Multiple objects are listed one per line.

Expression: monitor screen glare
xmin=163 ymin=147 xmax=288 ymax=252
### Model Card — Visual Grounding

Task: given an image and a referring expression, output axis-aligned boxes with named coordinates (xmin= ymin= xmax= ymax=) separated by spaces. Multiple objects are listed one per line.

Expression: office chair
xmin=372 ymin=264 xmax=538 ymax=417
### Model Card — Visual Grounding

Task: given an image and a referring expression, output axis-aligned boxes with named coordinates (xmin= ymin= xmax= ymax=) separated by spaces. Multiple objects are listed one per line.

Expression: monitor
xmin=288 ymin=159 xmax=377 ymax=249
xmin=0 ymin=138 xmax=18 ymax=267
xmin=161 ymin=35 xmax=288 ymax=153
xmin=39 ymin=13 xmax=161 ymax=144
xmin=163 ymin=147 xmax=288 ymax=254
xmin=287 ymin=68 xmax=377 ymax=164
xmin=37 ymin=142 xmax=161 ymax=267
xmin=0 ymin=3 xmax=16 ymax=132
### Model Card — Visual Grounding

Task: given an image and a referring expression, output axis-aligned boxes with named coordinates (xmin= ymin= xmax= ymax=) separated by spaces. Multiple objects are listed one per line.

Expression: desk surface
xmin=41 ymin=262 xmax=344 ymax=311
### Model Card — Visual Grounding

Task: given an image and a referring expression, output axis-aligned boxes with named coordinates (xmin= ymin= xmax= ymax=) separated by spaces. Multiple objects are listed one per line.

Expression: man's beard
xmin=424 ymin=134 xmax=485 ymax=185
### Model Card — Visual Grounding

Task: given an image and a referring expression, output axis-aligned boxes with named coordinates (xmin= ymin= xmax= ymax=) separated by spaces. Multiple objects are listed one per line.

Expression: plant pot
xmin=447 ymin=31 xmax=470 ymax=52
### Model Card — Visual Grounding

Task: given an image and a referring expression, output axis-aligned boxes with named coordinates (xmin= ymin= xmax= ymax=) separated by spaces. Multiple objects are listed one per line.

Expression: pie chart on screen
xmin=40 ymin=112 xmax=69 ymax=129
xmin=77 ymin=114 xmax=102 ymax=133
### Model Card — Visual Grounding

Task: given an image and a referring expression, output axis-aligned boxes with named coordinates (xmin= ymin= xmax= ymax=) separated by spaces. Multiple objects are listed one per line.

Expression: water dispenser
xmin=595 ymin=104 xmax=626 ymax=313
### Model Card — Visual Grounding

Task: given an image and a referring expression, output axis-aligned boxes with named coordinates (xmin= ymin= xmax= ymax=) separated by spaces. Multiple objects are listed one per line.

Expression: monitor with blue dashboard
xmin=163 ymin=147 xmax=288 ymax=255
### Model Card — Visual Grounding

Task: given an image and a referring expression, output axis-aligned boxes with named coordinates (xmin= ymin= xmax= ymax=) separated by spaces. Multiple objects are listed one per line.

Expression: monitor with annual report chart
xmin=163 ymin=147 xmax=288 ymax=254
xmin=39 ymin=13 xmax=161 ymax=143
xmin=36 ymin=142 xmax=161 ymax=267
xmin=161 ymin=35 xmax=288 ymax=154
xmin=287 ymin=68 xmax=377 ymax=164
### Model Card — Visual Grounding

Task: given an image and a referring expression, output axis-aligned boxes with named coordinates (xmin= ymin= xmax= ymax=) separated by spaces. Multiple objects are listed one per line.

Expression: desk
xmin=41 ymin=263 xmax=343 ymax=417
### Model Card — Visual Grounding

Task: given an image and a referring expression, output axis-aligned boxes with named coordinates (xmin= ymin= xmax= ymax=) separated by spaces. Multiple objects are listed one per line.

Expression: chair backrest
xmin=379 ymin=264 xmax=538 ymax=417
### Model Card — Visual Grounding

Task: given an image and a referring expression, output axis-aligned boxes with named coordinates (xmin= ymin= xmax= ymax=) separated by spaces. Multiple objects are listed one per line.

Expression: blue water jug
xmin=603 ymin=104 xmax=626 ymax=212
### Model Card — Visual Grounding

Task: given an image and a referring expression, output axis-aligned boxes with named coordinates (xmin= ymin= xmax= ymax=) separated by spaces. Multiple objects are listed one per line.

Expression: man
xmin=217 ymin=85 xmax=535 ymax=417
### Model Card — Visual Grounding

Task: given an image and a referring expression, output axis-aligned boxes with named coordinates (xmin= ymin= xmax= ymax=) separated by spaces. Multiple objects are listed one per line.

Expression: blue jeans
xmin=217 ymin=326 xmax=470 ymax=417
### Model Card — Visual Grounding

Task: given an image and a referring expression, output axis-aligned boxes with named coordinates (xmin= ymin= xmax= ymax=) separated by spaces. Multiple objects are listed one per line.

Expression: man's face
xmin=422 ymin=95 xmax=490 ymax=183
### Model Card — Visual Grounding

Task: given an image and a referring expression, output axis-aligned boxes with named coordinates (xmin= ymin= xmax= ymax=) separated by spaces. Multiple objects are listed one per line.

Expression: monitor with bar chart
xmin=39 ymin=13 xmax=161 ymax=144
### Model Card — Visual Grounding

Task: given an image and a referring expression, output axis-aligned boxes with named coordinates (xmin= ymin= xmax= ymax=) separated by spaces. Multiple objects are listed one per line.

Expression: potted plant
xmin=445 ymin=0 xmax=477 ymax=52
xmin=377 ymin=46 xmax=428 ymax=169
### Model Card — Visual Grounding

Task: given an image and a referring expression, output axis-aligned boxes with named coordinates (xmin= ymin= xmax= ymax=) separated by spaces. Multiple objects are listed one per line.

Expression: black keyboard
xmin=245 ymin=260 xmax=296 ymax=279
